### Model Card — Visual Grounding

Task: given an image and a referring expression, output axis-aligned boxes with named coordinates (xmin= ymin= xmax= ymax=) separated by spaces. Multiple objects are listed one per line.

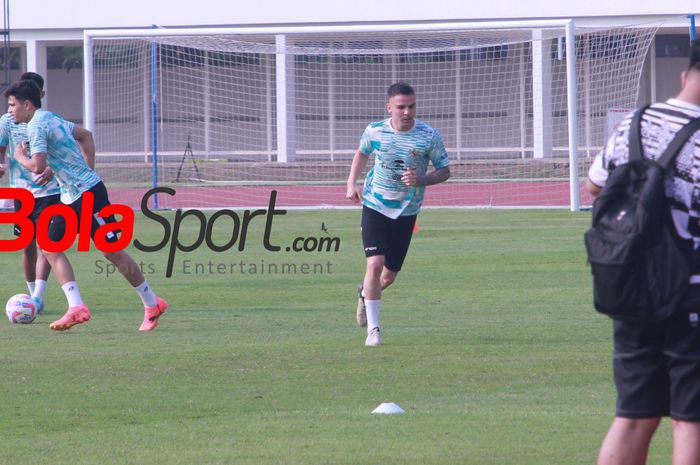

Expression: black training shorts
xmin=360 ymin=205 xmax=416 ymax=272
xmin=13 ymin=193 xmax=61 ymax=238
xmin=613 ymin=285 xmax=700 ymax=421
xmin=48 ymin=181 xmax=121 ymax=244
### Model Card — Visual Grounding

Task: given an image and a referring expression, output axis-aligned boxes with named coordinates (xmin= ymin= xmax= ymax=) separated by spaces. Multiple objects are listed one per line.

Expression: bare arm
xmin=422 ymin=165 xmax=451 ymax=186
xmin=0 ymin=142 xmax=53 ymax=186
xmin=0 ymin=145 xmax=5 ymax=177
xmin=34 ymin=166 xmax=54 ymax=186
xmin=13 ymin=142 xmax=47 ymax=173
xmin=586 ymin=178 xmax=603 ymax=197
xmin=346 ymin=149 xmax=369 ymax=203
xmin=73 ymin=126 xmax=96 ymax=170
xmin=402 ymin=165 xmax=451 ymax=187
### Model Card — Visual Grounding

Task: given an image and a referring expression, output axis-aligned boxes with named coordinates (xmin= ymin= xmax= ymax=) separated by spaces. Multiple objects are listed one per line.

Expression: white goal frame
xmin=83 ymin=19 xmax=658 ymax=211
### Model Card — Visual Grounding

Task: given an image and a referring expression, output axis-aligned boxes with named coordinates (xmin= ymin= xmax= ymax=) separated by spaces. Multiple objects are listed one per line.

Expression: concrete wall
xmin=3 ymin=3 xmax=697 ymax=162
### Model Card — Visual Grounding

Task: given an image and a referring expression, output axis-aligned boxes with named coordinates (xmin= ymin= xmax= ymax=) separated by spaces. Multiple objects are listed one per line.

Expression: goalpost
xmin=83 ymin=19 xmax=659 ymax=210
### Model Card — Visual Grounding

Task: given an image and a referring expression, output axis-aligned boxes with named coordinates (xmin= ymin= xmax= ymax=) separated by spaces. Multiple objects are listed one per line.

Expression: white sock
xmin=61 ymin=281 xmax=84 ymax=307
xmin=134 ymin=280 xmax=157 ymax=307
xmin=366 ymin=299 xmax=381 ymax=333
xmin=26 ymin=281 xmax=35 ymax=294
xmin=32 ymin=279 xmax=47 ymax=300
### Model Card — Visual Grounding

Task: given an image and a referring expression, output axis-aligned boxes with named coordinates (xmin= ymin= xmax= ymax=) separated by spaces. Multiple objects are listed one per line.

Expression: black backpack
xmin=584 ymin=106 xmax=700 ymax=322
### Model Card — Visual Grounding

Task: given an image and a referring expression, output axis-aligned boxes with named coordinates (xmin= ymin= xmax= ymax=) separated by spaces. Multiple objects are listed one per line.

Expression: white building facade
xmin=6 ymin=1 xmax=700 ymax=123
xmin=2 ymin=1 xmax=699 ymax=210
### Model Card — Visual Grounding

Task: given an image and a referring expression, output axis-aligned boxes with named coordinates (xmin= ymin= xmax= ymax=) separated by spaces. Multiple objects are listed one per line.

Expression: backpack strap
xmin=653 ymin=112 xmax=700 ymax=274
xmin=657 ymin=116 xmax=700 ymax=170
xmin=628 ymin=105 xmax=651 ymax=162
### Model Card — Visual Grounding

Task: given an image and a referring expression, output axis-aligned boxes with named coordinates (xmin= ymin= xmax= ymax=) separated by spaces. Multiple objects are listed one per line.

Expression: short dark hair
xmin=4 ymin=80 xmax=42 ymax=108
xmin=20 ymin=72 xmax=44 ymax=91
xmin=387 ymin=82 xmax=415 ymax=98
xmin=689 ymin=39 xmax=700 ymax=70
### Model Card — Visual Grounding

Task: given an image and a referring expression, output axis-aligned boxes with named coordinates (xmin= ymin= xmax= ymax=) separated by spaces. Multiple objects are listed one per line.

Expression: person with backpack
xmin=587 ymin=39 xmax=700 ymax=465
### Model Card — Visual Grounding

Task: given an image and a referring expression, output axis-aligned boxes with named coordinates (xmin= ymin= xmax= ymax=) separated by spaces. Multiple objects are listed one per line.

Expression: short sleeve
xmin=0 ymin=115 xmax=9 ymax=148
xmin=429 ymin=130 xmax=449 ymax=169
xmin=27 ymin=118 xmax=48 ymax=155
xmin=587 ymin=152 xmax=608 ymax=188
xmin=588 ymin=134 xmax=617 ymax=188
xmin=358 ymin=125 xmax=373 ymax=156
xmin=64 ymin=119 xmax=75 ymax=134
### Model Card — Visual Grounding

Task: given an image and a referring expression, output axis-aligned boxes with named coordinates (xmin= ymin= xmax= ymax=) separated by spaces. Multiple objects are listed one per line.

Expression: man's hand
xmin=404 ymin=166 xmax=451 ymax=187
xmin=346 ymin=183 xmax=362 ymax=203
xmin=14 ymin=141 xmax=27 ymax=160
xmin=35 ymin=167 xmax=54 ymax=186
xmin=401 ymin=167 xmax=418 ymax=187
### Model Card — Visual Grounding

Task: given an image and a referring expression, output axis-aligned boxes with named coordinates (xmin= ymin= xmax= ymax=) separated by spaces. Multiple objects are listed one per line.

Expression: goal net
xmin=85 ymin=21 xmax=659 ymax=210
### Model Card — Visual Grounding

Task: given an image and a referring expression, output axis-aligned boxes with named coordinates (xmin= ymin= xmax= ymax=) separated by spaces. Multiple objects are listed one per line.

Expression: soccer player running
xmin=587 ymin=39 xmax=700 ymax=465
xmin=0 ymin=72 xmax=60 ymax=312
xmin=4 ymin=79 xmax=168 ymax=332
xmin=346 ymin=82 xmax=450 ymax=347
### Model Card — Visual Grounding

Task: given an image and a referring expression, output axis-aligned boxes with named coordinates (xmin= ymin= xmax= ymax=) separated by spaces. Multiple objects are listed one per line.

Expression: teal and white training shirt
xmin=0 ymin=113 xmax=60 ymax=198
xmin=359 ymin=118 xmax=449 ymax=219
xmin=27 ymin=109 xmax=101 ymax=204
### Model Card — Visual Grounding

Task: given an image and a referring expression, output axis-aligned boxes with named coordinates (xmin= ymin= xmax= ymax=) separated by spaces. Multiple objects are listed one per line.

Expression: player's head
xmin=679 ymin=39 xmax=700 ymax=103
xmin=386 ymin=82 xmax=416 ymax=132
xmin=387 ymin=82 xmax=415 ymax=99
xmin=5 ymin=79 xmax=42 ymax=123
xmin=20 ymin=71 xmax=46 ymax=100
xmin=20 ymin=72 xmax=44 ymax=91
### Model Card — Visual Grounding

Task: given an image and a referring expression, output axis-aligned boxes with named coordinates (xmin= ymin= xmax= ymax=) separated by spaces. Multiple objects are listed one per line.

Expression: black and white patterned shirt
xmin=588 ymin=98 xmax=700 ymax=280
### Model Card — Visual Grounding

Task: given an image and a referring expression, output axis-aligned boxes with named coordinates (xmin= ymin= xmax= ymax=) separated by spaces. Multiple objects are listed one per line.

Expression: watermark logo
xmin=0 ymin=187 xmax=133 ymax=253
xmin=94 ymin=258 xmax=334 ymax=277
xmin=0 ymin=187 xmax=341 ymax=278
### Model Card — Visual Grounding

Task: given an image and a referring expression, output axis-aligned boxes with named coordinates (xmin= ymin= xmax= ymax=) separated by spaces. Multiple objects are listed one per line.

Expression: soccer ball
xmin=5 ymin=294 xmax=38 ymax=324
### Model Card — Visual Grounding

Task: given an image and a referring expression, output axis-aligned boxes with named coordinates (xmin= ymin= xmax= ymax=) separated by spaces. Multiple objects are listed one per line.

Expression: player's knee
xmin=40 ymin=249 xmax=58 ymax=258
xmin=23 ymin=243 xmax=37 ymax=258
xmin=38 ymin=250 xmax=60 ymax=267
xmin=614 ymin=417 xmax=661 ymax=437
xmin=103 ymin=250 xmax=122 ymax=263
xmin=671 ymin=419 xmax=700 ymax=433
xmin=381 ymin=273 xmax=396 ymax=287
xmin=365 ymin=260 xmax=384 ymax=277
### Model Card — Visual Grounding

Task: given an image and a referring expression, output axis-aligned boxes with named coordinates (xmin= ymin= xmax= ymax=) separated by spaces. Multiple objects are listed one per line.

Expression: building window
xmin=0 ymin=47 xmax=21 ymax=70
xmin=655 ymin=34 xmax=691 ymax=58
xmin=48 ymin=46 xmax=83 ymax=72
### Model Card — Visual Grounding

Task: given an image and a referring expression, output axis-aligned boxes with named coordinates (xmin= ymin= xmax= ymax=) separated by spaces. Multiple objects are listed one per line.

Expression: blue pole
xmin=690 ymin=15 xmax=697 ymax=42
xmin=151 ymin=25 xmax=159 ymax=209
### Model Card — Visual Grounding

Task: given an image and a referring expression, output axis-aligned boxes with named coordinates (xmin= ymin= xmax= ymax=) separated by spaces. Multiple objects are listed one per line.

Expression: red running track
xmin=108 ymin=182 xmax=594 ymax=210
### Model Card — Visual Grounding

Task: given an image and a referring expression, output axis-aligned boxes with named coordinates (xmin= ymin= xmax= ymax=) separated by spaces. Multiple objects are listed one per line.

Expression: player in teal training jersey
xmin=5 ymin=79 xmax=168 ymax=332
xmin=346 ymin=82 xmax=450 ymax=347
xmin=0 ymin=72 xmax=60 ymax=312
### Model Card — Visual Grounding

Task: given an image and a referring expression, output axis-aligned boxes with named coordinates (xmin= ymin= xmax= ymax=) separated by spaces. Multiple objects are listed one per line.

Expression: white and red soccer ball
xmin=5 ymin=293 xmax=37 ymax=324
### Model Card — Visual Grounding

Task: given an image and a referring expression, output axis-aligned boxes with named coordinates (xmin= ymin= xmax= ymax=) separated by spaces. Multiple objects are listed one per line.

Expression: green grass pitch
xmin=0 ymin=209 xmax=674 ymax=464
